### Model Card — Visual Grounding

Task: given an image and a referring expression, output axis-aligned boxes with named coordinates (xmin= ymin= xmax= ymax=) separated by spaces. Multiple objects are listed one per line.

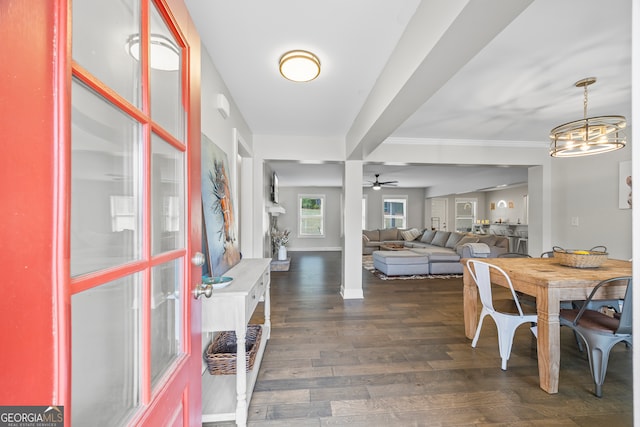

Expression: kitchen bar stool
xmin=516 ymin=231 xmax=528 ymax=254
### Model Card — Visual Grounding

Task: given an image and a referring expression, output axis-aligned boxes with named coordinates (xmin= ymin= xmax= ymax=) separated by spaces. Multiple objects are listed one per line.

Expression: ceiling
xmin=184 ymin=0 xmax=632 ymax=190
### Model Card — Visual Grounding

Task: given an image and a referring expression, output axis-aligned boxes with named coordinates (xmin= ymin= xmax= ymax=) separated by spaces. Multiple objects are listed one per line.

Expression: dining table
xmin=461 ymin=256 xmax=632 ymax=394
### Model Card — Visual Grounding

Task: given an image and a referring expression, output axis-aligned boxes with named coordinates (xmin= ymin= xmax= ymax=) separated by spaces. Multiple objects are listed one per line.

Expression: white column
xmin=239 ymin=156 xmax=254 ymax=257
xmin=341 ymin=160 xmax=364 ymax=299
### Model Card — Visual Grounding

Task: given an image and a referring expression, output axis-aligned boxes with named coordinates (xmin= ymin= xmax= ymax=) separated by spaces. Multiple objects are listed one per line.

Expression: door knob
xmin=193 ymin=283 xmax=213 ymax=299
xmin=191 ymin=251 xmax=206 ymax=266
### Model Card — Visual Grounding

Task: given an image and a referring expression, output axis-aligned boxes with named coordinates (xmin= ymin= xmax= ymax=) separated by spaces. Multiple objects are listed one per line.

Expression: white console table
xmin=201 ymin=258 xmax=271 ymax=426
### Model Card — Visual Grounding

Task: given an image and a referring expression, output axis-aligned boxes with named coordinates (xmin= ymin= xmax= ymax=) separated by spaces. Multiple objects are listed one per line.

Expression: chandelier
xmin=549 ymin=77 xmax=626 ymax=157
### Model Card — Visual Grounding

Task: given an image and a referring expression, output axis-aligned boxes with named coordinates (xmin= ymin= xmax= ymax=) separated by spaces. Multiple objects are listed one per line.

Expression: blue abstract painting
xmin=201 ymin=134 xmax=240 ymax=276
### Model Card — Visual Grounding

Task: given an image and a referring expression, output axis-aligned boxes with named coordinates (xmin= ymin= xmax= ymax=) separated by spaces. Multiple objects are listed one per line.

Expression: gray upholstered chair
xmin=559 ymin=276 xmax=632 ymax=397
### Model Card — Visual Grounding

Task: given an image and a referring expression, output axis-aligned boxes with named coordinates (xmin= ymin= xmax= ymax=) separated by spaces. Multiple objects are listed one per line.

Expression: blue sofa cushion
xmin=420 ymin=230 xmax=437 ymax=244
xmin=445 ymin=232 xmax=466 ymax=249
xmin=431 ymin=231 xmax=451 ymax=247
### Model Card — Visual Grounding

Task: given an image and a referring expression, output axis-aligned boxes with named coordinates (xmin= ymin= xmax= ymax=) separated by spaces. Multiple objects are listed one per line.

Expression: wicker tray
xmin=205 ymin=325 xmax=262 ymax=375
xmin=553 ymin=246 xmax=608 ymax=268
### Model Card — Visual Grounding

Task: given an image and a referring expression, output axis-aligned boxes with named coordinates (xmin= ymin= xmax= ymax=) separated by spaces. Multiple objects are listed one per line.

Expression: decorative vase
xmin=278 ymin=245 xmax=287 ymax=261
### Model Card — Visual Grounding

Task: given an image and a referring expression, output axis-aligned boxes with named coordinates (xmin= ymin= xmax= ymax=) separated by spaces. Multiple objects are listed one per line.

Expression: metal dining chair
xmin=559 ymin=276 xmax=632 ymax=397
xmin=466 ymin=259 xmax=538 ymax=370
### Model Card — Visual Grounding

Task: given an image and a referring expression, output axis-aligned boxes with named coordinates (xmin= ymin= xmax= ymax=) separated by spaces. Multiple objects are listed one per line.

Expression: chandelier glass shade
xmin=279 ymin=50 xmax=321 ymax=82
xmin=549 ymin=77 xmax=626 ymax=157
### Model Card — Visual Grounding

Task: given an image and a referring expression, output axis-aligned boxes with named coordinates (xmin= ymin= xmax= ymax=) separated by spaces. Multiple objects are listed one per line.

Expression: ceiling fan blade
xmin=379 ymin=180 xmax=398 ymax=185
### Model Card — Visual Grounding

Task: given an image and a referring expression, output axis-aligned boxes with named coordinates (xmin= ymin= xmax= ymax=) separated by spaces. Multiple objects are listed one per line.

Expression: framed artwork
xmin=201 ymin=134 xmax=241 ymax=276
xmin=619 ymin=160 xmax=632 ymax=209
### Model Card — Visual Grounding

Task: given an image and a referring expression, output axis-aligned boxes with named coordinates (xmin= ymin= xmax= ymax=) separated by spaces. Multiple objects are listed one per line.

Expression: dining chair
xmin=466 ymin=259 xmax=538 ymax=370
xmin=497 ymin=253 xmax=535 ymax=307
xmin=559 ymin=276 xmax=632 ymax=397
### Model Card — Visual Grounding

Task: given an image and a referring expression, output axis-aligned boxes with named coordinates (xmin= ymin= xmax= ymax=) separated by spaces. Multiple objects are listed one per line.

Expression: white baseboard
xmin=287 ymin=247 xmax=342 ymax=252
xmin=341 ymin=286 xmax=364 ymax=299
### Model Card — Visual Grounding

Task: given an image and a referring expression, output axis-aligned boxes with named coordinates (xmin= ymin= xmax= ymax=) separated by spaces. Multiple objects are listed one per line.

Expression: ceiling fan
xmin=364 ymin=174 xmax=398 ymax=190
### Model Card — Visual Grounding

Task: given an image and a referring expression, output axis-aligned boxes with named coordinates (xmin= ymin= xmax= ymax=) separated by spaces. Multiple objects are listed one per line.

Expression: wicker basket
xmin=553 ymin=247 xmax=608 ymax=268
xmin=205 ymin=325 xmax=262 ymax=375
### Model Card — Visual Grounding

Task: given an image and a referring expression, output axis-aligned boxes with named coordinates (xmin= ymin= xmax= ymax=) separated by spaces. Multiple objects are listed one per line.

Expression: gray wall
xmin=551 ymin=148 xmax=632 ymax=260
xmin=273 ymin=186 xmax=343 ymax=251
xmin=363 ymin=187 xmax=425 ymax=230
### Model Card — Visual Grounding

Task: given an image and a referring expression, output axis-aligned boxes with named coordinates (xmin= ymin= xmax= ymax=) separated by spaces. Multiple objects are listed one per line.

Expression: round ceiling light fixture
xmin=279 ymin=50 xmax=321 ymax=82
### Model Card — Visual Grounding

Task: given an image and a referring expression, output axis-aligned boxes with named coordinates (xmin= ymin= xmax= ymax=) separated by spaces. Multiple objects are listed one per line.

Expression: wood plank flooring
xmin=204 ymin=251 xmax=632 ymax=426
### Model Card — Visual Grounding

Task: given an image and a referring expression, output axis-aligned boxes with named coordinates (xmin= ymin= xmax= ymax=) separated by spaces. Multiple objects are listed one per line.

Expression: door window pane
xmin=71 ymin=79 xmax=142 ymax=277
xmin=72 ymin=274 xmax=142 ymax=426
xmin=72 ymin=0 xmax=141 ymax=107
xmin=151 ymin=260 xmax=183 ymax=388
xmin=383 ymin=198 xmax=406 ymax=228
xmin=150 ymin=4 xmax=184 ymax=142
xmin=151 ymin=134 xmax=185 ymax=254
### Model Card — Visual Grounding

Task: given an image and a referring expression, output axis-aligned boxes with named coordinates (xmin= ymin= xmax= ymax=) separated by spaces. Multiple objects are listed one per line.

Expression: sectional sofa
xmin=364 ymin=228 xmax=509 ymax=275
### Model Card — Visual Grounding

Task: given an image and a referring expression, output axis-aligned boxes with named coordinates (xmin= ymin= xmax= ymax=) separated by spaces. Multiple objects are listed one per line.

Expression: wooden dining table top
xmin=470 ymin=257 xmax=632 ymax=288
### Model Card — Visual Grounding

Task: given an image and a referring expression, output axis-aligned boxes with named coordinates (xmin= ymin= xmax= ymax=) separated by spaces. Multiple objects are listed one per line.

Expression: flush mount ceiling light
xmin=279 ymin=50 xmax=321 ymax=82
xmin=549 ymin=77 xmax=626 ymax=157
xmin=126 ymin=33 xmax=180 ymax=71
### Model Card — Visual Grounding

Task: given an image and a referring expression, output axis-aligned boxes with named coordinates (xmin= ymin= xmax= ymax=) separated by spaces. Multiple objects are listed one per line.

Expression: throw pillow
xmin=379 ymin=228 xmax=399 ymax=241
xmin=363 ymin=229 xmax=379 ymax=241
xmin=478 ymin=235 xmax=497 ymax=246
xmin=420 ymin=230 xmax=437 ymax=244
xmin=455 ymin=236 xmax=479 ymax=250
xmin=430 ymin=231 xmax=451 ymax=247
xmin=445 ymin=232 xmax=466 ymax=249
xmin=400 ymin=228 xmax=421 ymax=242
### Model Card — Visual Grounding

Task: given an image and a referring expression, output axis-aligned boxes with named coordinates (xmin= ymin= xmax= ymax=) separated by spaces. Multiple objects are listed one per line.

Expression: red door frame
xmin=0 ymin=0 xmax=203 ymax=425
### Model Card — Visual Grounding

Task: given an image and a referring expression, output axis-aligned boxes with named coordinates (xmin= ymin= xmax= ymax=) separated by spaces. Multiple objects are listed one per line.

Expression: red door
xmin=0 ymin=0 xmax=203 ymax=425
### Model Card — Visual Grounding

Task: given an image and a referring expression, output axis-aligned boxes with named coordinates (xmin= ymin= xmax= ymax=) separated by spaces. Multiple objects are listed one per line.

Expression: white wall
xmin=551 ymin=146 xmax=632 ymax=260
xmin=363 ymin=187 xmax=425 ymax=230
xmin=485 ymin=186 xmax=528 ymax=225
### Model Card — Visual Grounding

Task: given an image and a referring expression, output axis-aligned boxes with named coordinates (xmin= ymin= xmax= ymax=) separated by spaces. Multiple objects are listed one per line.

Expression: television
xmin=271 ymin=172 xmax=279 ymax=204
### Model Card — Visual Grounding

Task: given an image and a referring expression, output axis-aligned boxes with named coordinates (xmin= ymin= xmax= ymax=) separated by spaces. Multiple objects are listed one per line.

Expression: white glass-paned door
xmin=70 ymin=80 xmax=142 ymax=277
xmin=455 ymin=199 xmax=477 ymax=232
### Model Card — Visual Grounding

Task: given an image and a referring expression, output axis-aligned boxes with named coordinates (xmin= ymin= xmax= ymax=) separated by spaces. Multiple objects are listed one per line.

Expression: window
xmin=455 ymin=198 xmax=477 ymax=232
xmin=383 ymin=197 xmax=406 ymax=228
xmin=298 ymin=195 xmax=324 ymax=237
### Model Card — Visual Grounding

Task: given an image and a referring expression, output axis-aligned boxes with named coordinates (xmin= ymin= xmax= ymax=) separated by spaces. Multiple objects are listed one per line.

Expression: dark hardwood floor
xmin=204 ymin=251 xmax=632 ymax=426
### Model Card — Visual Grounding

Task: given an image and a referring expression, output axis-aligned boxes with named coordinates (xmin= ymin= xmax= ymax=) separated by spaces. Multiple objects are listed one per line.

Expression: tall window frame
xmin=298 ymin=194 xmax=325 ymax=237
xmin=383 ymin=197 xmax=407 ymax=229
xmin=455 ymin=198 xmax=477 ymax=232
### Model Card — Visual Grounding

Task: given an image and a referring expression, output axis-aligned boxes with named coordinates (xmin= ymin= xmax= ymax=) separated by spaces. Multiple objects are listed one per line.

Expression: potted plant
xmin=271 ymin=228 xmax=290 ymax=260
